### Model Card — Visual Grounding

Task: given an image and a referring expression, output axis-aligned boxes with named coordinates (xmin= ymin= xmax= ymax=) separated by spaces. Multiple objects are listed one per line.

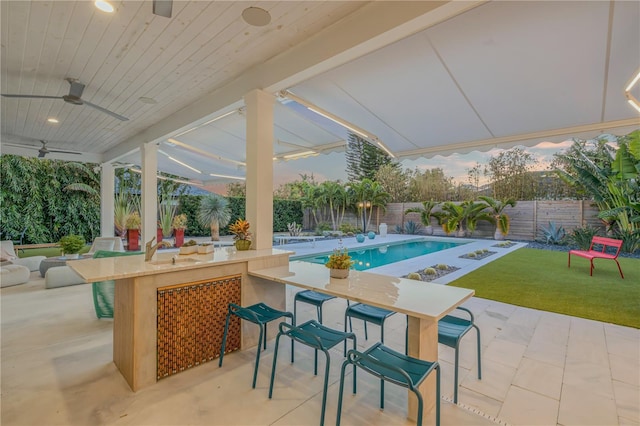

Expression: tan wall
xmin=305 ymin=200 xmax=603 ymax=241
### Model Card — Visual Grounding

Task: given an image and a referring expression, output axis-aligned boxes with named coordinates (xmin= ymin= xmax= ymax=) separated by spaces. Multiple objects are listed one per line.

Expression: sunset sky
xmin=271 ymin=139 xmax=575 ymax=188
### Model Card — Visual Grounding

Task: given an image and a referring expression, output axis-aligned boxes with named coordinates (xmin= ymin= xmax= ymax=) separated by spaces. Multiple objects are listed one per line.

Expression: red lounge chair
xmin=568 ymin=236 xmax=624 ymax=279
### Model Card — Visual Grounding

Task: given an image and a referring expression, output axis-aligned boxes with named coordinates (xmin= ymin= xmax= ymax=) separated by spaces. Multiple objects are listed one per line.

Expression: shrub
xmin=423 ymin=267 xmax=437 ymax=275
xmin=339 ymin=223 xmax=360 ymax=235
xmin=436 ymin=264 xmax=449 ymax=270
xmin=403 ymin=220 xmax=422 ymax=235
xmin=407 ymin=272 xmax=422 ymax=280
xmin=568 ymin=225 xmax=600 ymax=250
xmin=59 ymin=234 xmax=86 ymax=254
xmin=467 ymin=252 xmax=477 ymax=258
xmin=475 ymin=249 xmax=484 ymax=254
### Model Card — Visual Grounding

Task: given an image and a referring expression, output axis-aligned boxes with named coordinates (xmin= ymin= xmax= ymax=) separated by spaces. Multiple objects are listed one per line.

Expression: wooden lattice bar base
xmin=157 ymin=275 xmax=241 ymax=380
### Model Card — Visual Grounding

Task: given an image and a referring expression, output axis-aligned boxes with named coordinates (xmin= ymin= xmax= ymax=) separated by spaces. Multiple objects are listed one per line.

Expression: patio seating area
xmin=1 ymin=237 xmax=637 ymax=425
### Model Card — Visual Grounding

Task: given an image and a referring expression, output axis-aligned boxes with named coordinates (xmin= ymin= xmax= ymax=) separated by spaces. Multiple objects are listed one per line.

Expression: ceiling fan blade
xmin=1 ymin=94 xmax=63 ymax=100
xmin=67 ymin=80 xmax=85 ymax=98
xmin=153 ymin=0 xmax=172 ymax=18
xmin=82 ymin=100 xmax=129 ymax=121
xmin=2 ymin=142 xmax=40 ymax=150
xmin=48 ymin=149 xmax=82 ymax=155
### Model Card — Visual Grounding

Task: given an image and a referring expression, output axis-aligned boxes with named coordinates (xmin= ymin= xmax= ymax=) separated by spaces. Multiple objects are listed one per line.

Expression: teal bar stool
xmin=336 ymin=342 xmax=441 ymax=426
xmin=219 ymin=302 xmax=293 ymax=388
xmin=344 ymin=302 xmax=396 ymax=350
xmin=294 ymin=290 xmax=336 ymax=324
xmin=91 ymin=250 xmax=143 ymax=319
xmin=269 ymin=320 xmax=356 ymax=426
xmin=438 ymin=306 xmax=481 ymax=403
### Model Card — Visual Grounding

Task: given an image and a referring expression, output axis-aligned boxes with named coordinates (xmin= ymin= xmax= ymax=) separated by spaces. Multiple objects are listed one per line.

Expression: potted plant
xmin=125 ymin=212 xmax=141 ymax=251
xmin=158 ymin=200 xmax=176 ymax=239
xmin=179 ymin=239 xmax=198 ymax=255
xmin=197 ymin=242 xmax=214 ymax=254
xmin=229 ymin=219 xmax=252 ymax=250
xmin=59 ymin=234 xmax=86 ymax=259
xmin=172 ymin=214 xmax=188 ymax=247
xmin=478 ymin=196 xmax=517 ymax=240
xmin=325 ymin=248 xmax=354 ymax=278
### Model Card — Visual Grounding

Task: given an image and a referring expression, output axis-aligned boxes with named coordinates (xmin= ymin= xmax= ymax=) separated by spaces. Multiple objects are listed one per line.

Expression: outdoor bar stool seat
xmin=269 ymin=320 xmax=356 ymax=426
xmin=438 ymin=306 xmax=481 ymax=404
xmin=294 ymin=290 xmax=336 ymax=324
xmin=337 ymin=342 xmax=441 ymax=426
xmin=219 ymin=302 xmax=293 ymax=388
xmin=345 ymin=302 xmax=396 ymax=346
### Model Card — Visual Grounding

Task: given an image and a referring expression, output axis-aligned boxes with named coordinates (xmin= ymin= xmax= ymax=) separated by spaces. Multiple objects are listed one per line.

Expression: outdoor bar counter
xmin=69 ymin=248 xmax=292 ymax=391
xmin=249 ymin=261 xmax=475 ymax=421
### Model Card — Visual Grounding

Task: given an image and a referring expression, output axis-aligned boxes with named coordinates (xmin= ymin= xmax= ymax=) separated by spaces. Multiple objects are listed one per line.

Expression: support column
xmin=100 ymin=163 xmax=115 ymax=237
xmin=141 ymin=143 xmax=158 ymax=257
xmin=406 ymin=316 xmax=439 ymax=422
xmin=244 ymin=89 xmax=275 ymax=250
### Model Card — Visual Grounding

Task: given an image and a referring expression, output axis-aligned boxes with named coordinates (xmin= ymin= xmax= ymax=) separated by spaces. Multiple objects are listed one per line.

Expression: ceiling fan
xmin=1 ymin=78 xmax=129 ymax=121
xmin=3 ymin=140 xmax=82 ymax=158
xmin=153 ymin=0 xmax=172 ymax=18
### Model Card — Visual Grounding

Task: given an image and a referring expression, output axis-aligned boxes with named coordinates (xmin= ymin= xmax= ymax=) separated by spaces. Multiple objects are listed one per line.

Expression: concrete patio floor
xmin=1 ymin=237 xmax=638 ymax=425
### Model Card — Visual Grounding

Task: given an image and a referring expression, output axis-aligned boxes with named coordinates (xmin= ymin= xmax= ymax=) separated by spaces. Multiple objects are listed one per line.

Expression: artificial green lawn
xmin=449 ymin=248 xmax=640 ymax=328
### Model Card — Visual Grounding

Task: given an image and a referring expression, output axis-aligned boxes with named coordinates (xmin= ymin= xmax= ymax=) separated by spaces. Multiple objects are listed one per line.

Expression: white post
xmin=244 ymin=89 xmax=275 ymax=250
xmin=100 ymin=163 xmax=115 ymax=237
xmin=141 ymin=143 xmax=158 ymax=257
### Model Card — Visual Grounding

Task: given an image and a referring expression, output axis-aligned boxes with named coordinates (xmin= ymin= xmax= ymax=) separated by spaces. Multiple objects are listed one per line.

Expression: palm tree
xmin=197 ymin=194 xmax=231 ymax=241
xmin=347 ymin=179 xmax=390 ymax=232
xmin=405 ymin=200 xmax=438 ymax=235
xmin=478 ymin=196 xmax=517 ymax=240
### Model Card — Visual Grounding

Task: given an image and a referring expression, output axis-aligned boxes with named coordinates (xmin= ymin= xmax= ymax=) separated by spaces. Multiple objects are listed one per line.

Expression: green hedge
xmin=0 ymin=155 xmax=100 ymax=244
xmin=178 ymin=195 xmax=302 ymax=236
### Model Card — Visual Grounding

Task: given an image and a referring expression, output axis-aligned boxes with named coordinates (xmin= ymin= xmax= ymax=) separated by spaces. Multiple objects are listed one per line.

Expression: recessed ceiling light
xmin=95 ymin=1 xmax=114 ymax=13
xmin=242 ymin=7 xmax=271 ymax=27
xmin=138 ymin=96 xmax=157 ymax=105
xmin=47 ymin=118 xmax=59 ymax=124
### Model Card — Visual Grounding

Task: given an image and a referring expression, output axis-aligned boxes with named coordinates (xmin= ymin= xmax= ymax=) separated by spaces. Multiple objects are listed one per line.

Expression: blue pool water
xmin=295 ymin=239 xmax=467 ymax=271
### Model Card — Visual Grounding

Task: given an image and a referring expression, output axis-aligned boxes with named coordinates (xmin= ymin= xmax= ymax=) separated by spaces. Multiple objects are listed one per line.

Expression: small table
xmin=39 ymin=255 xmax=91 ymax=277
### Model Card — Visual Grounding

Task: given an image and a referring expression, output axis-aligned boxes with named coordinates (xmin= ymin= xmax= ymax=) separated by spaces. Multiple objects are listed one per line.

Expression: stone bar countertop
xmin=68 ymin=247 xmax=293 ymax=282
xmin=249 ymin=260 xmax=474 ymax=321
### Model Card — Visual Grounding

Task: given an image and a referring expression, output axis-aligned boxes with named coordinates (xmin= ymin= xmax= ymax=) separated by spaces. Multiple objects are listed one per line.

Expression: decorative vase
xmin=367 ymin=231 xmax=375 ymax=239
xmin=356 ymin=234 xmax=365 ymax=243
xmin=174 ymin=229 xmax=185 ymax=247
xmin=235 ymin=239 xmax=251 ymax=251
xmin=157 ymin=228 xmax=163 ymax=243
xmin=330 ymin=268 xmax=349 ymax=279
xmin=127 ymin=229 xmax=140 ymax=251
xmin=66 ymin=253 xmax=80 ymax=259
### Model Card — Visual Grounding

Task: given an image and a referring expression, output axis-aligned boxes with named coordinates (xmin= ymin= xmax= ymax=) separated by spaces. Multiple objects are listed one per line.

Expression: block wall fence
xmin=303 ymin=201 xmax=603 ymax=241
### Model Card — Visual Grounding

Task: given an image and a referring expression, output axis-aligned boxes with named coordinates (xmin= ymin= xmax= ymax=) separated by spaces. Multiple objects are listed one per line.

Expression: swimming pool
xmin=294 ymin=238 xmax=467 ymax=270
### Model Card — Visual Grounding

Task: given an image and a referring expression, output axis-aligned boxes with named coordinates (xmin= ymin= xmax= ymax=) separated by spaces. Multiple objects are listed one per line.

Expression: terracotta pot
xmin=174 ymin=229 xmax=185 ymax=247
xmin=330 ymin=268 xmax=349 ymax=279
xmin=127 ymin=229 xmax=140 ymax=251
xmin=235 ymin=239 xmax=251 ymax=251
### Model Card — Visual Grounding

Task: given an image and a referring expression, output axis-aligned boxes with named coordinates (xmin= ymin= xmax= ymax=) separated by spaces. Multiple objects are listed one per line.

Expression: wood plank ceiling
xmin=1 ymin=1 xmax=639 ymax=185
